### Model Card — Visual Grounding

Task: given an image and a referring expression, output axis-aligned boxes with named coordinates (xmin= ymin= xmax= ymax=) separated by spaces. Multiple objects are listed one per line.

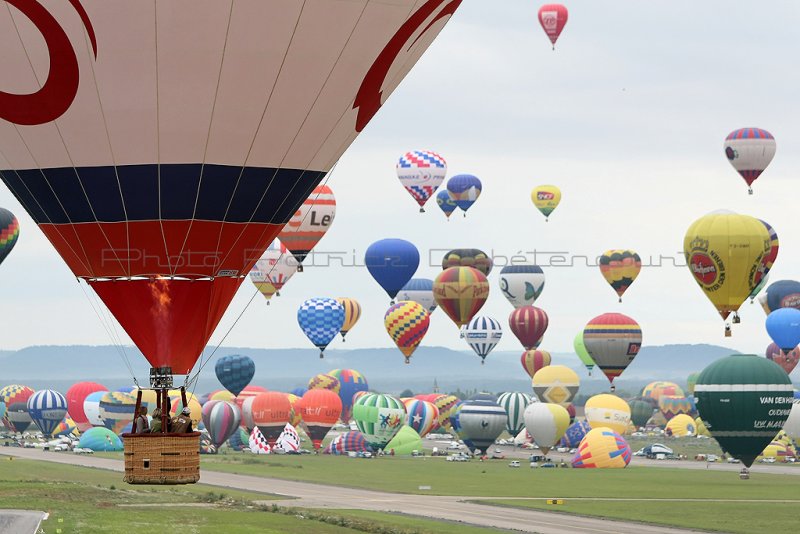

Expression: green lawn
xmin=0 ymin=458 xmax=501 ymax=534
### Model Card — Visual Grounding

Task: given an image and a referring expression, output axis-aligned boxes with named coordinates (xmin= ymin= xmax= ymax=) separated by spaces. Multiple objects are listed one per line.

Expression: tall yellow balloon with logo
xmin=683 ymin=211 xmax=771 ymax=334
xmin=531 ymin=185 xmax=561 ymax=221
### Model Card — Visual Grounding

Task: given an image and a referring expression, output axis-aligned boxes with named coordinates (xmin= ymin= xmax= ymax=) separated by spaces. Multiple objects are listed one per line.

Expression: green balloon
xmin=352 ymin=393 xmax=406 ymax=450
xmin=574 ymin=332 xmax=596 ymax=374
xmin=628 ymin=398 xmax=656 ymax=427
xmin=385 ymin=425 xmax=422 ymax=455
xmin=686 ymin=372 xmax=700 ymax=395
xmin=695 ymin=355 xmax=792 ymax=467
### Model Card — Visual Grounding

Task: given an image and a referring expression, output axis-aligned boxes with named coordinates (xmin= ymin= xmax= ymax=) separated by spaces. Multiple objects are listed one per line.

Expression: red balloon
xmin=299 ymin=389 xmax=342 ymax=450
xmin=521 ymin=350 xmax=551 ymax=379
xmin=65 ymin=381 xmax=107 ymax=431
xmin=249 ymin=392 xmax=290 ymax=446
xmin=508 ymin=306 xmax=549 ymax=350
xmin=538 ymin=4 xmax=569 ymax=48
xmin=766 ymin=342 xmax=799 ymax=375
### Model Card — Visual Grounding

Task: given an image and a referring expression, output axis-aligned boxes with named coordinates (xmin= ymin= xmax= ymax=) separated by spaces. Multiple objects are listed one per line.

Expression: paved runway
xmin=0 ymin=510 xmax=46 ymax=534
xmin=0 ymin=447 xmax=709 ymax=533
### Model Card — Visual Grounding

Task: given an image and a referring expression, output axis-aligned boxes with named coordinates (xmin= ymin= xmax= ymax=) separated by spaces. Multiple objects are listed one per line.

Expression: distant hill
xmin=0 ymin=343 xmax=758 ymax=397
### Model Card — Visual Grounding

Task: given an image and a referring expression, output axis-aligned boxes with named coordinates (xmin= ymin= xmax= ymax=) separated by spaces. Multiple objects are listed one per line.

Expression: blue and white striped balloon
xmin=463 ymin=316 xmax=503 ymax=364
xmin=397 ymin=278 xmax=437 ymax=314
xmin=27 ymin=390 xmax=68 ymax=437
xmin=298 ymin=298 xmax=345 ymax=357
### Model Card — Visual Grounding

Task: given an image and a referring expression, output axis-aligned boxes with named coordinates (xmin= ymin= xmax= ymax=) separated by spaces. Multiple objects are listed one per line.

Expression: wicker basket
xmin=122 ymin=432 xmax=200 ymax=485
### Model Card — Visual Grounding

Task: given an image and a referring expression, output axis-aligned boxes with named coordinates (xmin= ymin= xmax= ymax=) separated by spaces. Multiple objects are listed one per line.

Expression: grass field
xmin=0 ymin=458 xmax=499 ymax=534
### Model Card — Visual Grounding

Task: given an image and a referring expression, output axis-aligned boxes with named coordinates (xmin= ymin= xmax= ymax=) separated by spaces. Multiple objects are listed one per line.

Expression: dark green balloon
xmin=628 ymin=398 xmax=656 ymax=427
xmin=695 ymin=354 xmax=792 ymax=467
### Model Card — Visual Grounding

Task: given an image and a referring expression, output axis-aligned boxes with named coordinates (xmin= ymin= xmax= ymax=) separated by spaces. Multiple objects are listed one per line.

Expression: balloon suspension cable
xmin=186 ymin=161 xmax=342 ymax=394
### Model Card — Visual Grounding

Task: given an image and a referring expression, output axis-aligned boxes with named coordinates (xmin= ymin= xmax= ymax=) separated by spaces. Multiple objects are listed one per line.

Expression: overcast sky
xmin=2 ymin=1 xmax=800 ymax=364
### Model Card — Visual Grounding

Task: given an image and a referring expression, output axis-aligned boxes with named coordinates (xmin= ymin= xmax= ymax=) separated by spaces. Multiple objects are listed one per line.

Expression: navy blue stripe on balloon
xmin=0 ymin=164 xmax=325 ymax=225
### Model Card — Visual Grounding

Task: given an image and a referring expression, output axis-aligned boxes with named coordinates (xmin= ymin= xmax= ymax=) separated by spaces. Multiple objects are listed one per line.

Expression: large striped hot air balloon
xmin=405 ymin=399 xmax=438 ymax=438
xmin=433 ymin=267 xmax=489 ymax=328
xmin=508 ymin=306 xmax=549 ymax=350
xmin=695 ymin=354 xmax=793 ymax=467
xmin=27 ymin=390 xmax=68 ymax=438
xmin=384 ymin=301 xmax=430 ymax=364
xmin=299 ymin=389 xmax=342 ymax=450
xmin=521 ymin=349 xmax=551 ymax=379
xmin=599 ymin=250 xmax=641 ymax=302
xmin=278 ymin=185 xmax=336 ymax=268
xmin=396 ymin=150 xmax=447 ymax=212
xmin=723 ymin=128 xmax=776 ymax=194
xmin=352 ymin=393 xmax=406 ymax=450
xmin=442 ymin=248 xmax=493 ymax=276
xmin=497 ymin=392 xmax=533 ymax=436
xmin=583 ymin=313 xmax=642 ymax=389
xmin=463 ymin=316 xmax=503 ymax=364
xmin=201 ymin=400 xmax=241 ymax=449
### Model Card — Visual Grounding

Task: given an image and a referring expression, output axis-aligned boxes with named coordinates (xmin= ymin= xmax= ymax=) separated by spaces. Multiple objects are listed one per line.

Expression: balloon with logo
xmin=446 ymin=174 xmax=482 ymax=215
xmin=397 ymin=278 xmax=437 ymax=314
xmin=365 ymin=239 xmax=420 ymax=303
xmin=352 ymin=393 xmax=406 ymax=450
xmin=297 ymin=298 xmax=345 ymax=357
xmin=27 ymin=390 xmax=68 ymax=438
xmin=433 ymin=267 xmax=490 ymax=328
xmin=695 ymin=354 xmax=793 ymax=467
xmin=521 ymin=349 xmax=551 ymax=379
xmin=599 ymin=250 xmax=641 ymax=302
xmin=538 ymin=4 xmax=569 ymax=49
xmin=498 ymin=264 xmax=545 ymax=308
xmin=256 ymin=239 xmax=298 ymax=297
xmin=396 ymin=150 xmax=447 ymax=212
xmin=384 ymin=301 xmax=430 ymax=364
xmin=215 ymin=354 xmax=255 ymax=397
xmin=442 ymin=248 xmax=493 ymax=276
xmin=561 ymin=420 xmax=591 ymax=448
xmin=572 ymin=428 xmax=631 ymax=469
xmin=498 ymin=392 xmax=533 ymax=436
xmin=436 ymin=189 xmax=458 ymax=220
xmin=752 ymin=220 xmax=779 ymax=301
xmin=335 ymin=298 xmax=361 ymax=341
xmin=0 ymin=4 xmax=463 ymax=446
xmin=531 ymin=185 xmax=561 ymax=221
xmin=463 ymin=316 xmax=503 ymax=365
xmin=765 ymin=343 xmax=800 ymax=375
xmin=573 ymin=332 xmax=596 ymax=375
xmin=584 ymin=394 xmax=631 ymax=435
xmin=202 ymin=400 xmax=241 ymax=449
xmin=532 ymin=365 xmax=580 ymax=407
xmin=763 ymin=280 xmax=800 ymax=314
xmin=508 ymin=306 xmax=549 ymax=350
xmin=405 ymin=399 xmax=439 ymax=438
xmin=766 ymin=308 xmax=800 ymax=354
xmin=328 ymin=369 xmax=368 ymax=423
xmin=523 ymin=402 xmax=570 ymax=454
xmin=457 ymin=399 xmax=507 ymax=454
xmin=249 ymin=392 xmax=291 ymax=447
xmin=684 ymin=211 xmax=770 ymax=333
xmin=278 ymin=185 xmax=336 ymax=270
xmin=723 ymin=128 xmax=776 ymax=194
xmin=299 ymin=389 xmax=342 ymax=450
xmin=583 ymin=313 xmax=642 ymax=389
xmin=0 ymin=208 xmax=19 ymax=267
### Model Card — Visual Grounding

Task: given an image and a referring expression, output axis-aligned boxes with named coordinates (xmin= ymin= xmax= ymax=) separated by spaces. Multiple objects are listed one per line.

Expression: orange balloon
xmin=249 ymin=392 xmax=291 ymax=446
xmin=299 ymin=389 xmax=343 ymax=449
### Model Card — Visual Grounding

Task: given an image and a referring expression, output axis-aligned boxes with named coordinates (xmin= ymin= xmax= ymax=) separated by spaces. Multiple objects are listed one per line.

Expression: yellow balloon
xmin=572 ymin=428 xmax=631 ymax=468
xmin=584 ymin=394 xmax=631 ymax=435
xmin=531 ymin=185 xmax=561 ymax=221
xmin=683 ymin=211 xmax=770 ymax=325
xmin=665 ymin=414 xmax=696 ymax=437
xmin=532 ymin=365 xmax=579 ymax=406
xmin=599 ymin=250 xmax=641 ymax=301
xmin=336 ymin=298 xmax=362 ymax=340
xmin=694 ymin=416 xmax=710 ymax=437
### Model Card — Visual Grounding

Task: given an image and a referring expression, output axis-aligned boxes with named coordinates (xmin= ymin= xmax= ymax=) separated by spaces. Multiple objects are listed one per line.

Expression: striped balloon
xmin=384 ymin=301 xmax=430 ymax=364
xmin=572 ymin=428 xmax=632 ymax=468
xmin=328 ymin=369 xmax=368 ymax=423
xmin=434 ymin=395 xmax=460 ymax=431
xmin=405 ymin=399 xmax=439 ymax=438
xmin=278 ymin=185 xmax=336 ymax=265
xmin=297 ymin=298 xmax=345 ymax=356
xmin=457 ymin=400 xmax=507 ymax=453
xmin=307 ymin=373 xmax=341 ymax=395
xmin=723 ymin=128 xmax=776 ymax=193
xmin=658 ymin=395 xmax=695 ymax=421
xmin=521 ymin=349 xmax=551 ymax=379
xmin=463 ymin=315 xmax=503 ymax=364
xmin=99 ymin=392 xmax=136 ymax=434
xmin=336 ymin=298 xmax=362 ymax=341
xmin=352 ymin=393 xmax=406 ymax=450
xmin=583 ymin=313 xmax=642 ymax=386
xmin=599 ymin=250 xmax=641 ymax=302
xmin=508 ymin=306 xmax=549 ymax=350
xmin=0 ymin=207 xmax=19 ymax=266
xmin=27 ymin=390 xmax=68 ymax=437
xmin=396 ymin=150 xmax=447 ymax=210
xmin=202 ymin=400 xmax=242 ymax=448
xmin=0 ymin=384 xmax=34 ymax=433
xmin=442 ymin=248 xmax=493 ymax=276
xmin=215 ymin=354 xmax=255 ymax=397
xmin=433 ymin=267 xmax=489 ymax=328
xmin=497 ymin=392 xmax=533 ymax=435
